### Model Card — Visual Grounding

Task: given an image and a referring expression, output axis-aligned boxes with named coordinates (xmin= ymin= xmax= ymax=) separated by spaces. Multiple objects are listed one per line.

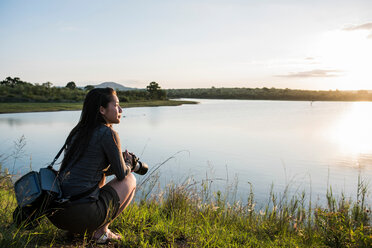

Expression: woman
xmin=48 ymin=87 xmax=136 ymax=244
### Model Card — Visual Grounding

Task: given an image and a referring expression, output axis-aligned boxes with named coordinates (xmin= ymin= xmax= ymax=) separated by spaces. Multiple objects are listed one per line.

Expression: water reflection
xmin=330 ymin=102 xmax=372 ymax=155
xmin=333 ymin=153 xmax=372 ymax=170
xmin=0 ymin=117 xmax=23 ymax=126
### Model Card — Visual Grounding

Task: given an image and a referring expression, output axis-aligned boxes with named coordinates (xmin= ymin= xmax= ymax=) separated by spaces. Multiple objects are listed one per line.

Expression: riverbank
xmin=0 ymin=100 xmax=198 ymax=114
xmin=1 ymin=168 xmax=371 ymax=247
xmin=167 ymin=87 xmax=372 ymax=102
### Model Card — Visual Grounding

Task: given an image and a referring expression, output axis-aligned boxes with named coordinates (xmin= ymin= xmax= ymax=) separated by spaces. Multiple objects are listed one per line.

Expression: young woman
xmin=48 ymin=87 xmax=136 ymax=244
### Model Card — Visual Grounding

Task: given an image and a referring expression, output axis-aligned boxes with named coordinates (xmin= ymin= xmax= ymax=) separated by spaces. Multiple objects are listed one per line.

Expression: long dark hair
xmin=60 ymin=87 xmax=116 ymax=172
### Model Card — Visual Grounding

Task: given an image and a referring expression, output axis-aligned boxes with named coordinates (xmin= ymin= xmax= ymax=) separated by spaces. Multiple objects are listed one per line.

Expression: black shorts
xmin=48 ymin=184 xmax=120 ymax=234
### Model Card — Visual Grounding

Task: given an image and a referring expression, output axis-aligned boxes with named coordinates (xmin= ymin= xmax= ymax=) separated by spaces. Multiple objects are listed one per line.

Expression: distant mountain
xmin=95 ymin=82 xmax=138 ymax=91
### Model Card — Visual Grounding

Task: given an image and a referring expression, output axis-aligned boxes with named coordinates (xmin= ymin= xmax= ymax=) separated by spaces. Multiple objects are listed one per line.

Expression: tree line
xmin=3 ymin=76 xmax=369 ymax=102
xmin=167 ymin=87 xmax=372 ymax=101
xmin=0 ymin=77 xmax=166 ymax=102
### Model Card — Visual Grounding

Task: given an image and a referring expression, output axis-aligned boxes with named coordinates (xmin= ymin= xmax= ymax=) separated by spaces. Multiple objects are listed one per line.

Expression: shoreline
xmin=0 ymin=100 xmax=198 ymax=114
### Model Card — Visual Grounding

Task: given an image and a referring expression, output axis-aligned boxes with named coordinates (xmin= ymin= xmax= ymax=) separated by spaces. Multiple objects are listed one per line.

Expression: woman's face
xmin=100 ymin=94 xmax=123 ymax=124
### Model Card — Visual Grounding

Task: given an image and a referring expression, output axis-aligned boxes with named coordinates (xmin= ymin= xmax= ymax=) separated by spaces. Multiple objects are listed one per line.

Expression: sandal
xmin=95 ymin=230 xmax=122 ymax=244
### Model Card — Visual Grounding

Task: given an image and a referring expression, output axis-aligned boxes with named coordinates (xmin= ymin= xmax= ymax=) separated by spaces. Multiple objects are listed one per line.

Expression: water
xmin=1 ymin=99 xmax=372 ymax=205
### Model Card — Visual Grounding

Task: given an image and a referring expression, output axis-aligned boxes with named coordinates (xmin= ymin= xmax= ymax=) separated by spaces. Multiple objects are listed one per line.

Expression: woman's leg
xmin=93 ymin=172 xmax=136 ymax=240
xmin=107 ymin=172 xmax=136 ymax=206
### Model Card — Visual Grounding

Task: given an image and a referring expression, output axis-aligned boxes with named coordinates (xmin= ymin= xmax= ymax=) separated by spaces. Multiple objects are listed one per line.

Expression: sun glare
xmin=330 ymin=102 xmax=372 ymax=155
xmin=311 ymin=29 xmax=372 ymax=90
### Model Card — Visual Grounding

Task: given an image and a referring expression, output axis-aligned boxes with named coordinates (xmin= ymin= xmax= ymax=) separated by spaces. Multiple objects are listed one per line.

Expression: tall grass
xmin=0 ymin=140 xmax=371 ymax=247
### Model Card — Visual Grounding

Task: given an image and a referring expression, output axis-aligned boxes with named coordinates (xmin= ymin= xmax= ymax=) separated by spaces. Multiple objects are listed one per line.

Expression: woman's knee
xmin=108 ymin=172 xmax=136 ymax=192
xmin=125 ymin=172 xmax=136 ymax=190
xmin=107 ymin=173 xmax=136 ymax=203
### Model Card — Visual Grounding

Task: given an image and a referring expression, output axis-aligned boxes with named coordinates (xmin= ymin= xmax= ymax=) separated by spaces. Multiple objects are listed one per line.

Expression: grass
xmin=0 ymin=100 xmax=198 ymax=114
xmin=1 ymin=169 xmax=371 ymax=247
xmin=0 ymin=102 xmax=84 ymax=114
xmin=0 ymin=141 xmax=371 ymax=247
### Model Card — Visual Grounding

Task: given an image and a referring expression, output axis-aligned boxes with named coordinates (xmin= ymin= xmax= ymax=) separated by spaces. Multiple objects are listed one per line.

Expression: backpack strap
xmin=50 ymin=143 xmax=99 ymax=203
xmin=55 ymin=184 xmax=99 ymax=204
xmin=68 ymin=185 xmax=99 ymax=202
xmin=49 ymin=143 xmax=67 ymax=168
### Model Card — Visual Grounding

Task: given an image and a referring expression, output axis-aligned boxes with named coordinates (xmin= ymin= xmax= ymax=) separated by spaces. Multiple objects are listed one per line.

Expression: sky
xmin=0 ymin=0 xmax=371 ymax=90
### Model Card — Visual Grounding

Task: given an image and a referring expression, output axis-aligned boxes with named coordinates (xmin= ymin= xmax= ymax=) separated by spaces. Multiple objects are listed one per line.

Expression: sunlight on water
xmin=1 ymin=100 xmax=372 ymax=205
xmin=330 ymin=102 xmax=372 ymax=156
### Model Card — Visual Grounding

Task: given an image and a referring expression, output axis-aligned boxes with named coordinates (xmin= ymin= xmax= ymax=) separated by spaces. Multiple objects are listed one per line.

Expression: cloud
xmin=343 ymin=23 xmax=372 ymax=31
xmin=304 ymin=57 xmax=320 ymax=64
xmin=343 ymin=22 xmax=372 ymax=39
xmin=275 ymin=69 xmax=342 ymax=78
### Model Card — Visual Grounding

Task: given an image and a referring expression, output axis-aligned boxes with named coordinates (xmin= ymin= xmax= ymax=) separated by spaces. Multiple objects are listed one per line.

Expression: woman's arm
xmin=101 ymin=127 xmax=131 ymax=180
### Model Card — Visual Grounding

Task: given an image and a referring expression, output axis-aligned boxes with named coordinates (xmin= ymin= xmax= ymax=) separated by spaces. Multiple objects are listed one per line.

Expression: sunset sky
xmin=1 ymin=0 xmax=371 ymax=90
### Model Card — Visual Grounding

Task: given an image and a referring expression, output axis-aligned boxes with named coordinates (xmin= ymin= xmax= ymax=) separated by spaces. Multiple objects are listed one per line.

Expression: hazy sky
xmin=1 ymin=0 xmax=371 ymax=90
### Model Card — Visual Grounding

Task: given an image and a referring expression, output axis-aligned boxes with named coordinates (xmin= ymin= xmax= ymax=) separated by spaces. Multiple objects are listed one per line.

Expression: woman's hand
xmin=123 ymin=150 xmax=134 ymax=170
xmin=123 ymin=150 xmax=140 ymax=171
xmin=123 ymin=150 xmax=132 ymax=164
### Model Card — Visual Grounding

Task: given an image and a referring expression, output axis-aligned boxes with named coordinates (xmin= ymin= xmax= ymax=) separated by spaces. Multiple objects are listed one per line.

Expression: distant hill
xmin=95 ymin=82 xmax=139 ymax=91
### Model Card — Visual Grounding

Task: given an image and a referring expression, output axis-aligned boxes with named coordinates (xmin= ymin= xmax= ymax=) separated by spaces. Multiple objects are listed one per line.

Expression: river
xmin=1 ymin=99 xmax=372 ymax=205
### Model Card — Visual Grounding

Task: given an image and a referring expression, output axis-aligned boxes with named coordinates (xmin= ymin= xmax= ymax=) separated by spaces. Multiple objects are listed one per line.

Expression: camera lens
xmin=133 ymin=161 xmax=148 ymax=175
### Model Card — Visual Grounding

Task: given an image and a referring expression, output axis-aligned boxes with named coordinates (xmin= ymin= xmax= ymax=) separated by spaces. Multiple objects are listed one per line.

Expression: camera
xmin=125 ymin=152 xmax=148 ymax=175
xmin=131 ymin=160 xmax=149 ymax=175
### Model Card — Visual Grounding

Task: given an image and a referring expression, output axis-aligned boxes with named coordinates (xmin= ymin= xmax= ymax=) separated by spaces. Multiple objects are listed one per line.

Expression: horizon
xmin=2 ymin=77 xmax=372 ymax=92
xmin=83 ymin=81 xmax=372 ymax=91
xmin=55 ymin=81 xmax=372 ymax=91
xmin=1 ymin=0 xmax=371 ymax=91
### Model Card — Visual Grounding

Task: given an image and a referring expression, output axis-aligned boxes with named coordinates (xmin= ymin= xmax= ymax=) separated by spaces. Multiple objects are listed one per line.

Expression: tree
xmin=1 ymin=76 xmax=22 ymax=87
xmin=146 ymin=82 xmax=161 ymax=94
xmin=146 ymin=81 xmax=166 ymax=100
xmin=84 ymin=85 xmax=95 ymax=91
xmin=42 ymin=82 xmax=53 ymax=88
xmin=0 ymin=78 xmax=10 ymax=86
xmin=66 ymin=81 xmax=76 ymax=90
